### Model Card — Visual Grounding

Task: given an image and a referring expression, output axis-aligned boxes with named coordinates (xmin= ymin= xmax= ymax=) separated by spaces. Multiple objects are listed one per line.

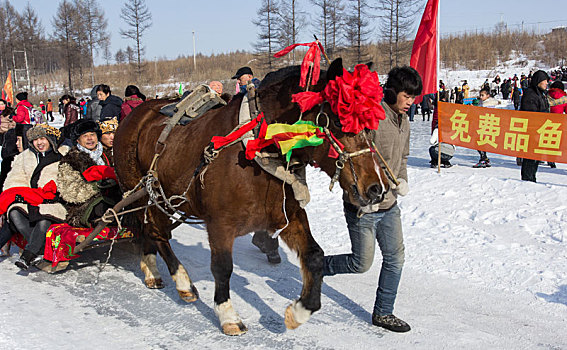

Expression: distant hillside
xmin=24 ymin=29 xmax=567 ymax=103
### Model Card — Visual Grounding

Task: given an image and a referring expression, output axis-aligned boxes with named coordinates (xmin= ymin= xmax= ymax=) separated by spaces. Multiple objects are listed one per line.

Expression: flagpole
xmin=437 ymin=0 xmax=442 ymax=173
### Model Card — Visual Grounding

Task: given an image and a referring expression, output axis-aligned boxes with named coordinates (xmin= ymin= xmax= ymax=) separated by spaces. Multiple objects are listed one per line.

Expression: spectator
xmin=86 ymin=85 xmax=103 ymax=121
xmin=96 ymin=84 xmax=123 ymax=121
xmin=120 ymin=85 xmax=146 ymax=122
xmin=429 ymin=128 xmax=455 ymax=168
xmin=61 ymin=94 xmax=80 ymax=126
xmin=421 ymin=94 xmax=431 ymax=121
xmin=520 ymin=70 xmax=550 ymax=182
xmin=473 ymin=87 xmax=499 ymax=168
xmin=462 ymin=80 xmax=470 ymax=99
xmin=13 ymin=92 xmax=32 ymax=124
xmin=511 ymin=85 xmax=522 ymax=111
xmin=232 ymin=67 xmax=260 ymax=94
xmin=46 ymin=99 xmax=54 ymax=122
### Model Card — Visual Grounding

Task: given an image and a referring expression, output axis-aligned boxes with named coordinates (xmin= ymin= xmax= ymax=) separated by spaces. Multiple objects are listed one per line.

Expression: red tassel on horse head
xmin=274 ymin=41 xmax=323 ymax=88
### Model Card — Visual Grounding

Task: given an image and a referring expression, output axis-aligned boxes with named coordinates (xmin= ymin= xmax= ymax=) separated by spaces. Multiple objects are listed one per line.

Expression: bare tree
xmin=276 ymin=0 xmax=306 ymax=64
xmin=102 ymin=40 xmax=112 ymax=65
xmin=0 ymin=1 xmax=22 ymax=86
xmin=253 ymin=0 xmax=280 ymax=69
xmin=52 ymin=0 xmax=77 ymax=93
xmin=75 ymin=0 xmax=109 ymax=86
xmin=377 ymin=0 xmax=422 ymax=69
xmin=344 ymin=0 xmax=372 ymax=65
xmin=310 ymin=0 xmax=344 ymax=58
xmin=119 ymin=0 xmax=152 ymax=80
xmin=115 ymin=49 xmax=126 ymax=65
xmin=126 ymin=46 xmax=135 ymax=64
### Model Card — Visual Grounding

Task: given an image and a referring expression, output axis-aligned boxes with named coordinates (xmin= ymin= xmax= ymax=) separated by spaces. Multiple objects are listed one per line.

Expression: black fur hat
xmin=70 ymin=119 xmax=102 ymax=144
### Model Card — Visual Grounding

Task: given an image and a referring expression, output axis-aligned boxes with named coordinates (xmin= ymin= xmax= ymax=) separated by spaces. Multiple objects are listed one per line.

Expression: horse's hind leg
xmin=140 ymin=236 xmax=164 ymax=289
xmin=155 ymin=240 xmax=199 ymax=302
xmin=208 ymin=227 xmax=247 ymax=336
xmin=279 ymin=209 xmax=324 ymax=329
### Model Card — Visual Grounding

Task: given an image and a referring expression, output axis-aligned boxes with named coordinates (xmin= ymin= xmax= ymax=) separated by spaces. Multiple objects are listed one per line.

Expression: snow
xmin=1 ymin=103 xmax=566 ymax=349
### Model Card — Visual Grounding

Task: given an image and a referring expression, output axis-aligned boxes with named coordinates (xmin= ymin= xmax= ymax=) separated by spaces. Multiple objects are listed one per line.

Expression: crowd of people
xmin=424 ymin=69 xmax=564 ymax=179
xmin=0 ymin=83 xmax=147 ymax=267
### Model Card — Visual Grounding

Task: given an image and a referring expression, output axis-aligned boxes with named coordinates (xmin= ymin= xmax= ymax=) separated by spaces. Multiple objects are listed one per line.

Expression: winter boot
xmin=372 ymin=314 xmax=411 ymax=333
xmin=15 ymin=250 xmax=36 ymax=270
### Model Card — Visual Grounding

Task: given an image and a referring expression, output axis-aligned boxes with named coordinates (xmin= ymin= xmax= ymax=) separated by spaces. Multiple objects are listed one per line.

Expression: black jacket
xmin=99 ymin=94 xmax=123 ymax=121
xmin=520 ymin=70 xmax=550 ymax=113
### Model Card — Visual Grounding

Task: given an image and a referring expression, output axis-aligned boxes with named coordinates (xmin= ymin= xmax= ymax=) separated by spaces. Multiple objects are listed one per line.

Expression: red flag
xmin=2 ymin=71 xmax=13 ymax=106
xmin=410 ymin=0 xmax=439 ymax=104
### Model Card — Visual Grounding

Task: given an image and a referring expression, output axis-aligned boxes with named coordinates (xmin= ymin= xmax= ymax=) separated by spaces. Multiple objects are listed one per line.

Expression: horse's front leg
xmin=208 ymin=227 xmax=247 ymax=336
xmin=279 ymin=208 xmax=324 ymax=329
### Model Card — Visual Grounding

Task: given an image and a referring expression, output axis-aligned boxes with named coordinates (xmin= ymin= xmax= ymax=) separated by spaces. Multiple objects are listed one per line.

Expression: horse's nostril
xmin=366 ymin=183 xmax=382 ymax=200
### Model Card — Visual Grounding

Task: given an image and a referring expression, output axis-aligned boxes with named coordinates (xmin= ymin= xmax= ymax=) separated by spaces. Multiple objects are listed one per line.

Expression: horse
xmin=113 ymin=58 xmax=389 ymax=335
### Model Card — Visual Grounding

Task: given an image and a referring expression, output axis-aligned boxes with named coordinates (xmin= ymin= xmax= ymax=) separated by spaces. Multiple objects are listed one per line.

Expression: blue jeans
xmin=324 ymin=203 xmax=405 ymax=316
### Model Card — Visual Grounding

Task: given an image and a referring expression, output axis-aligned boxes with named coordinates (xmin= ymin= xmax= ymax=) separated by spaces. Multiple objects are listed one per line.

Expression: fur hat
xmin=98 ymin=117 xmax=118 ymax=134
xmin=16 ymin=92 xmax=28 ymax=101
xmin=71 ymin=119 xmax=102 ymax=144
xmin=26 ymin=124 xmax=63 ymax=153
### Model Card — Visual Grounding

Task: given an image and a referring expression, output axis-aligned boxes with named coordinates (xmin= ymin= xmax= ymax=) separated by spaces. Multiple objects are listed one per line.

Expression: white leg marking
xmin=171 ymin=264 xmax=193 ymax=291
xmin=214 ymin=299 xmax=242 ymax=326
xmin=140 ymin=253 xmax=161 ymax=280
xmin=290 ymin=300 xmax=312 ymax=325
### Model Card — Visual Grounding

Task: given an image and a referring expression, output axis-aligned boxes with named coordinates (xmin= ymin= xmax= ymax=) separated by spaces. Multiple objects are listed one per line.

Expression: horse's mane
xmin=259 ymin=65 xmax=301 ymax=92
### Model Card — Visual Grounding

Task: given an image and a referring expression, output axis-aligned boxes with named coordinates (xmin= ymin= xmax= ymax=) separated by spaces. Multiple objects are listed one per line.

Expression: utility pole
xmin=192 ymin=31 xmax=196 ymax=71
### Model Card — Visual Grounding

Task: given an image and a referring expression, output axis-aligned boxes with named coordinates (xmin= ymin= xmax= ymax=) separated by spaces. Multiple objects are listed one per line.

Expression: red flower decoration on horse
xmin=292 ymin=64 xmax=386 ymax=134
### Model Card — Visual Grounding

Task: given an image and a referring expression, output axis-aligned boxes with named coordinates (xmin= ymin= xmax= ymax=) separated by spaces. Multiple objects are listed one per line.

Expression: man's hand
xmin=392 ymin=178 xmax=409 ymax=196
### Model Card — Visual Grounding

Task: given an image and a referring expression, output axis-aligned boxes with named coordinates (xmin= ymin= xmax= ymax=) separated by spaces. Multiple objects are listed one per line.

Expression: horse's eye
xmin=333 ymin=119 xmax=342 ymax=128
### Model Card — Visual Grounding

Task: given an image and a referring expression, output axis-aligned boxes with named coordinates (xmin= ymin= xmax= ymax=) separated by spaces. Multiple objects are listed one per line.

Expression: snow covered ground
xmin=0 ymin=104 xmax=566 ymax=349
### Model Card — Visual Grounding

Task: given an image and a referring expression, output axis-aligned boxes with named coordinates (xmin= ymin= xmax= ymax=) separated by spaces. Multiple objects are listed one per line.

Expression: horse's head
xmin=257 ymin=58 xmax=390 ymax=207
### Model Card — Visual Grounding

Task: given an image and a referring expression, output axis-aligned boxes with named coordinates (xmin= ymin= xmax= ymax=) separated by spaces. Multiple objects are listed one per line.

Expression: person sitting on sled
xmin=56 ymin=120 xmax=120 ymax=228
xmin=0 ymin=124 xmax=69 ymax=269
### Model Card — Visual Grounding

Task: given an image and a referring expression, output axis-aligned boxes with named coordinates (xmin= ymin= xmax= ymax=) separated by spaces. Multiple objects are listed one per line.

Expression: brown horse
xmin=113 ymin=58 xmax=389 ymax=335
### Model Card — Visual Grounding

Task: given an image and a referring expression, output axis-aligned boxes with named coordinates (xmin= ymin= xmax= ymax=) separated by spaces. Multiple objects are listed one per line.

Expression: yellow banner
xmin=438 ymin=102 xmax=567 ymax=163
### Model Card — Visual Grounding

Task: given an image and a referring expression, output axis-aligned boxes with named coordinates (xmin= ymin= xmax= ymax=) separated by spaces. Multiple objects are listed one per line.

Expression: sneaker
xmin=441 ymin=162 xmax=452 ymax=168
xmin=549 ymin=162 xmax=557 ymax=168
xmin=484 ymin=159 xmax=491 ymax=167
xmin=472 ymin=161 xmax=486 ymax=168
xmin=266 ymin=250 xmax=281 ymax=264
xmin=372 ymin=314 xmax=411 ymax=333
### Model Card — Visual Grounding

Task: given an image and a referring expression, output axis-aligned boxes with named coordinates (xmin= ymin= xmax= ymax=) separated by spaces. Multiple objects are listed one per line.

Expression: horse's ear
xmin=327 ymin=58 xmax=343 ymax=82
xmin=365 ymin=61 xmax=373 ymax=70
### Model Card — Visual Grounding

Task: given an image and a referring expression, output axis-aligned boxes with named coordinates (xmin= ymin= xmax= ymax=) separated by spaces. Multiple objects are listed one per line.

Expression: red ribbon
xmin=0 ymin=180 xmax=58 ymax=215
xmin=275 ymin=41 xmax=323 ymax=88
xmin=82 ymin=165 xmax=117 ymax=182
xmin=292 ymin=64 xmax=386 ymax=134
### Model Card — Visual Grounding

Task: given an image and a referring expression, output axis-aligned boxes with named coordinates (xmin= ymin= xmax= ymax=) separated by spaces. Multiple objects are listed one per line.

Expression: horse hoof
xmin=178 ymin=285 xmax=199 ymax=303
xmin=284 ymin=304 xmax=301 ymax=330
xmin=222 ymin=321 xmax=248 ymax=336
xmin=145 ymin=278 xmax=164 ymax=289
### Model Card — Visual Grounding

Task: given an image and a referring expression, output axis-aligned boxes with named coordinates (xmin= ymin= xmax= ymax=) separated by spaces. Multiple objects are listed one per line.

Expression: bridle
xmin=314 ymin=102 xmax=388 ymax=206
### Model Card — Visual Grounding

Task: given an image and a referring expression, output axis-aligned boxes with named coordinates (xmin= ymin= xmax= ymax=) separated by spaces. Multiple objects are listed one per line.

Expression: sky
xmin=10 ymin=0 xmax=567 ymax=65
